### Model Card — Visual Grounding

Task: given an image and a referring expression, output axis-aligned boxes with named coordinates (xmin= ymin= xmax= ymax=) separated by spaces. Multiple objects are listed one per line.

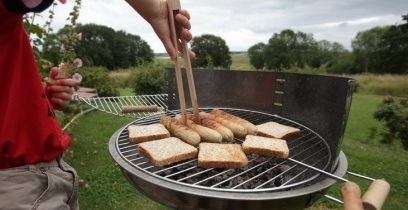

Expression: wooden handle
xmin=341 ymin=181 xmax=364 ymax=210
xmin=167 ymin=0 xmax=187 ymax=124
xmin=362 ymin=179 xmax=390 ymax=210
xmin=121 ymin=105 xmax=159 ymax=113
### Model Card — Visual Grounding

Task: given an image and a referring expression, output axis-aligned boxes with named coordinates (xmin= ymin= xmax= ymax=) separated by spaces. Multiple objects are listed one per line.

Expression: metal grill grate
xmin=81 ymin=94 xmax=169 ymax=117
xmin=114 ymin=108 xmax=332 ymax=192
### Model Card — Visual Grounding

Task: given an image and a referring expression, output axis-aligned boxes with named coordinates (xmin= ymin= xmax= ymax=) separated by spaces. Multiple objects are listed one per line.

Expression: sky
xmin=37 ymin=0 xmax=408 ymax=54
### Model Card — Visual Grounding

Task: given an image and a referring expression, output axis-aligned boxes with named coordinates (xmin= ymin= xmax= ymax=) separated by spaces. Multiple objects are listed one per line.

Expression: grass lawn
xmin=64 ymin=92 xmax=408 ymax=210
xmin=65 ymin=111 xmax=167 ymax=210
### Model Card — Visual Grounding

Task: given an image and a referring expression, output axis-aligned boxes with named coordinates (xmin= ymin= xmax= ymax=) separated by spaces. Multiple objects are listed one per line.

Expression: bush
xmin=109 ymin=70 xmax=131 ymax=88
xmin=76 ymin=66 xmax=119 ymax=97
xmin=373 ymin=96 xmax=408 ymax=149
xmin=129 ymin=62 xmax=168 ymax=95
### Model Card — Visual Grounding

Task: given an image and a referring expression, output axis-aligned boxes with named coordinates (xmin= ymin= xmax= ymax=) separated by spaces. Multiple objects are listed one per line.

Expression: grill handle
xmin=361 ymin=179 xmax=390 ymax=210
xmin=324 ymin=174 xmax=390 ymax=210
xmin=121 ymin=105 xmax=159 ymax=113
xmin=341 ymin=181 xmax=364 ymax=210
xmin=290 ymin=158 xmax=390 ymax=209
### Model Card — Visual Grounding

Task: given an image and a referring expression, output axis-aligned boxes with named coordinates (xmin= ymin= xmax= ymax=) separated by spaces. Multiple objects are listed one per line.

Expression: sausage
xmin=341 ymin=181 xmax=364 ymax=210
xmin=186 ymin=114 xmax=234 ymax=142
xmin=199 ymin=112 xmax=247 ymax=138
xmin=200 ymin=118 xmax=234 ymax=142
xmin=160 ymin=116 xmax=201 ymax=146
xmin=174 ymin=114 xmax=222 ymax=143
xmin=211 ymin=109 xmax=258 ymax=135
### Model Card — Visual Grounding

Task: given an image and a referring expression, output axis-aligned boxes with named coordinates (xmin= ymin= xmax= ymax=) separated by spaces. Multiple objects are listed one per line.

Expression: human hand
xmin=126 ymin=0 xmax=195 ymax=61
xmin=45 ymin=67 xmax=79 ymax=110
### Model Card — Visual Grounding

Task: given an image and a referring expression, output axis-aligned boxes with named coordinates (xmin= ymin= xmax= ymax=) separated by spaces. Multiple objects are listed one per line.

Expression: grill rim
xmin=111 ymin=107 xmax=335 ymax=194
xmin=110 ymin=126 xmax=348 ymax=201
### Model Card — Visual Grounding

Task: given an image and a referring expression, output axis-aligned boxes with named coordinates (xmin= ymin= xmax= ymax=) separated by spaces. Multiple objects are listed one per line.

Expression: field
xmin=65 ymin=54 xmax=408 ymax=209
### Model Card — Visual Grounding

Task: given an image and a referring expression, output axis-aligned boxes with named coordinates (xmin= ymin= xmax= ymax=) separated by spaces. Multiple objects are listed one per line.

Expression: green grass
xmin=230 ymin=53 xmax=254 ymax=70
xmin=349 ymin=74 xmax=408 ymax=98
xmin=65 ymin=111 xmax=168 ymax=210
xmin=309 ymin=93 xmax=408 ymax=210
xmin=117 ymin=87 xmax=134 ymax=96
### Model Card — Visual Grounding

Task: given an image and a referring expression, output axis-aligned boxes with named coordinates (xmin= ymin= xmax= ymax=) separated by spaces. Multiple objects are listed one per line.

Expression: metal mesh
xmin=81 ymin=94 xmax=169 ymax=117
xmin=114 ymin=108 xmax=332 ymax=192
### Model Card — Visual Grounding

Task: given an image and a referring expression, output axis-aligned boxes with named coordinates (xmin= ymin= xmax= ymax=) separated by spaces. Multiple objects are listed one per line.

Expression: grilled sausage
xmin=174 ymin=114 xmax=222 ymax=143
xmin=341 ymin=181 xmax=364 ymax=210
xmin=199 ymin=112 xmax=247 ymax=138
xmin=211 ymin=109 xmax=258 ymax=135
xmin=160 ymin=116 xmax=201 ymax=146
xmin=186 ymin=114 xmax=234 ymax=142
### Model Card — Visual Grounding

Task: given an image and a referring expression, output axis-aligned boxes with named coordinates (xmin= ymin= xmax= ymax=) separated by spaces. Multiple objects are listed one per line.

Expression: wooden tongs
xmin=167 ymin=0 xmax=200 ymax=124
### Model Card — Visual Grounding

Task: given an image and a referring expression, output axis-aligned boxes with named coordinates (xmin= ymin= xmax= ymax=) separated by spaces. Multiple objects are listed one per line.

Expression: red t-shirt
xmin=0 ymin=1 xmax=71 ymax=169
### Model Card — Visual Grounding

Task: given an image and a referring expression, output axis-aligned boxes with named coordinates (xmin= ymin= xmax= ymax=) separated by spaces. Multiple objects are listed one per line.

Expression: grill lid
xmin=114 ymin=108 xmax=332 ymax=192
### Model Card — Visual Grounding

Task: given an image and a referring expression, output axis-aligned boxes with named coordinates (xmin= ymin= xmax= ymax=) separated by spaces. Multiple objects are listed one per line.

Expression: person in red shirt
xmin=0 ymin=0 xmax=194 ymax=209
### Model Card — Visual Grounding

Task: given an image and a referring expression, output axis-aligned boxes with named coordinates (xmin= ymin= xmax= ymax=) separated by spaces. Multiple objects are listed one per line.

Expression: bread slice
xmin=198 ymin=143 xmax=248 ymax=168
xmin=137 ymin=137 xmax=198 ymax=167
xmin=256 ymin=122 xmax=300 ymax=139
xmin=242 ymin=135 xmax=289 ymax=158
xmin=128 ymin=123 xmax=170 ymax=143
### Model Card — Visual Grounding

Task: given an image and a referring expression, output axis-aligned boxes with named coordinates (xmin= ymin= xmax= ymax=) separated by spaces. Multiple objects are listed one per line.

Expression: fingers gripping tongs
xmin=167 ymin=0 xmax=200 ymax=124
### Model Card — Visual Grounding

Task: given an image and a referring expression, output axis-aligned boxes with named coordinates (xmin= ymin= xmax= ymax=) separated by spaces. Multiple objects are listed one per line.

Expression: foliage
xmin=129 ymin=62 xmax=168 ymax=95
xmin=247 ymin=43 xmax=266 ymax=70
xmin=326 ymin=51 xmax=356 ymax=74
xmin=191 ymin=34 xmax=232 ymax=69
xmin=351 ymin=13 xmax=408 ymax=74
xmin=74 ymin=24 xmax=154 ymax=70
xmin=23 ymin=2 xmax=58 ymax=77
xmin=24 ymin=0 xmax=82 ymax=78
xmin=263 ymin=29 xmax=318 ymax=71
xmin=246 ymin=13 xmax=408 ymax=74
xmin=76 ymin=66 xmax=119 ymax=97
xmin=249 ymin=29 xmax=351 ymax=73
xmin=375 ymin=13 xmax=408 ymax=74
xmin=109 ymin=70 xmax=132 ymax=88
xmin=284 ymin=63 xmax=327 ymax=75
xmin=373 ymin=96 xmax=408 ymax=149
xmin=349 ymin=74 xmax=408 ymax=97
xmin=351 ymin=26 xmax=389 ymax=73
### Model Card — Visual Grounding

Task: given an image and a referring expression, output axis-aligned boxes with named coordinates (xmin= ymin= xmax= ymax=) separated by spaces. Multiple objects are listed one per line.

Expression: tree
xmin=351 ymin=26 xmax=389 ymax=73
xmin=113 ymin=31 xmax=154 ymax=69
xmin=263 ymin=29 xmax=319 ymax=71
xmin=74 ymin=24 xmax=154 ymax=70
xmin=75 ymin=24 xmax=116 ymax=69
xmin=376 ymin=13 xmax=408 ymax=74
xmin=248 ymin=42 xmax=266 ymax=70
xmin=190 ymin=34 xmax=231 ymax=69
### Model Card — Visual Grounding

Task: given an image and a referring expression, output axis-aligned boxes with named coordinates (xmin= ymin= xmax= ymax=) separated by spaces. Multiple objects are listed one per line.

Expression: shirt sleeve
xmin=2 ymin=0 xmax=54 ymax=14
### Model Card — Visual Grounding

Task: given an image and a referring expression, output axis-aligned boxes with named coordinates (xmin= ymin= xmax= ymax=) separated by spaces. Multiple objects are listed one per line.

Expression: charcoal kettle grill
xmin=77 ymin=68 xmax=390 ymax=210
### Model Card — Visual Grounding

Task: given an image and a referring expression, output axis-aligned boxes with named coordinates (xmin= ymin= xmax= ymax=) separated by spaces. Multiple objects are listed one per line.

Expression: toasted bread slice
xmin=256 ymin=122 xmax=300 ymax=139
xmin=128 ymin=123 xmax=170 ymax=143
xmin=137 ymin=137 xmax=198 ymax=167
xmin=198 ymin=143 xmax=248 ymax=168
xmin=242 ymin=135 xmax=289 ymax=158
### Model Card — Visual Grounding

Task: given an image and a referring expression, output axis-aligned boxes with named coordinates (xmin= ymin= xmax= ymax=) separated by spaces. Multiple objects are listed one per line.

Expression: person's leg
xmin=0 ymin=158 xmax=78 ymax=210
